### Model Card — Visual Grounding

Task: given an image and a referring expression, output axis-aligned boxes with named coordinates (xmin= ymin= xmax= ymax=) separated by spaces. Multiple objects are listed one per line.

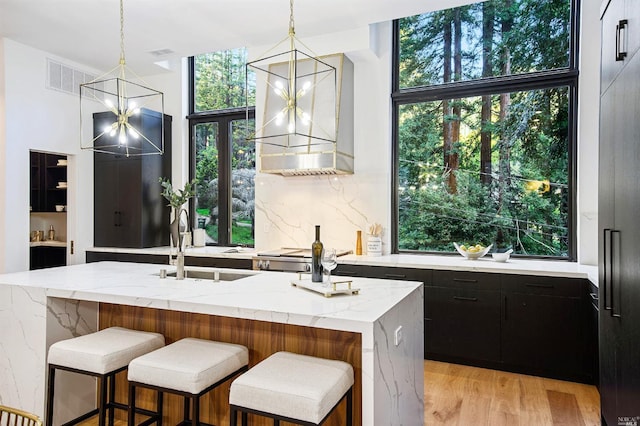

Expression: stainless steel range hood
xmin=257 ymin=54 xmax=354 ymax=176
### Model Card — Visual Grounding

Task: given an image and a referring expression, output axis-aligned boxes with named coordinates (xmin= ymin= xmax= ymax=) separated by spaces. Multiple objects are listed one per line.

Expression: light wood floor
xmin=78 ymin=360 xmax=601 ymax=426
xmin=424 ymin=360 xmax=601 ymax=426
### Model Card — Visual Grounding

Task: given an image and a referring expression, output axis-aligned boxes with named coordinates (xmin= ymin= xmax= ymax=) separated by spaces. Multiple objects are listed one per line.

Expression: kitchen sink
xmin=161 ymin=269 xmax=255 ymax=281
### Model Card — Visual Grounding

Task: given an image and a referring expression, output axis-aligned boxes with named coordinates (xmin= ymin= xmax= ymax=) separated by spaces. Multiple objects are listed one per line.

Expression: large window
xmin=189 ymin=48 xmax=256 ymax=246
xmin=393 ymin=0 xmax=579 ymax=258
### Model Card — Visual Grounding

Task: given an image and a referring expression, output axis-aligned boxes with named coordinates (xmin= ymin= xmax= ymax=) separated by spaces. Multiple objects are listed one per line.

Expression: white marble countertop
xmin=0 ymin=261 xmax=421 ymax=330
xmin=340 ymin=253 xmax=599 ymax=285
xmin=88 ymin=246 xmax=599 ymax=286
xmin=0 ymin=262 xmax=425 ymax=426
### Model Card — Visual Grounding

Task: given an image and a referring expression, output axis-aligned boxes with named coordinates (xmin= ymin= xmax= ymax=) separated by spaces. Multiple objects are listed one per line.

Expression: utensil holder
xmin=367 ymin=236 xmax=382 ymax=256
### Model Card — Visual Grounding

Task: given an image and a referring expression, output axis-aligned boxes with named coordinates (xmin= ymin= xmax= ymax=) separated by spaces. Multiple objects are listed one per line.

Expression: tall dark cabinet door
xmin=599 ymin=0 xmax=640 ymax=423
xmin=94 ymin=158 xmax=119 ymax=247
xmin=610 ymin=49 xmax=640 ymax=422
xmin=93 ymin=109 xmax=171 ymax=248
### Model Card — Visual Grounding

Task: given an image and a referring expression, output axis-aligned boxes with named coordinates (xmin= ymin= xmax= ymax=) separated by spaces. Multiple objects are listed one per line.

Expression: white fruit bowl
xmin=453 ymin=242 xmax=492 ymax=260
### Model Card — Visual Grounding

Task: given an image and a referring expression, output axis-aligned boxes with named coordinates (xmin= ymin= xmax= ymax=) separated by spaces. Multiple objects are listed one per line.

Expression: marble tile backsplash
xmin=254 ymin=170 xmax=390 ymax=254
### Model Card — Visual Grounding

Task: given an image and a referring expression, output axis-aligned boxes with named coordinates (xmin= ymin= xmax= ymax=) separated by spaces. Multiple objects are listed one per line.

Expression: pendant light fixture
xmin=246 ymin=0 xmax=339 ymax=149
xmin=79 ymin=0 xmax=165 ymax=157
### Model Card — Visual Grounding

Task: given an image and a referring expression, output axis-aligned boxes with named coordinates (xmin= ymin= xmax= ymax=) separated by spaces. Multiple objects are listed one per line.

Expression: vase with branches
xmin=159 ymin=178 xmax=197 ymax=251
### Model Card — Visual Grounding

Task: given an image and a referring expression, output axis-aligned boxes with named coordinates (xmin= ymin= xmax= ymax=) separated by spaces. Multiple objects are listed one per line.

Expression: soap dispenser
xmin=48 ymin=225 xmax=55 ymax=241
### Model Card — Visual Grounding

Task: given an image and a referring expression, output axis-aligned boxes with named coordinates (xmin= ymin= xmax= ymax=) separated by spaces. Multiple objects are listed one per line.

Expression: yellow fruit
xmin=460 ymin=245 xmax=467 ymax=251
xmin=475 ymin=244 xmax=483 ymax=250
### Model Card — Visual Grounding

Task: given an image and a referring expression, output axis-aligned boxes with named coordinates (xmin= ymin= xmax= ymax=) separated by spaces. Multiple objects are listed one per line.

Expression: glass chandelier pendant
xmin=246 ymin=0 xmax=338 ymax=148
xmin=79 ymin=0 xmax=164 ymax=157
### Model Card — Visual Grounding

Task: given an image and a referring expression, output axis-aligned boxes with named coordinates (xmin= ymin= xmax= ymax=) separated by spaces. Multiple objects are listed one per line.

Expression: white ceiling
xmin=0 ymin=0 xmax=472 ymax=76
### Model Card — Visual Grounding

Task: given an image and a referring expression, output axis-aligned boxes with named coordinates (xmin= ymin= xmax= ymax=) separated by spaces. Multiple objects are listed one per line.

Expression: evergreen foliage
xmin=397 ymin=0 xmax=572 ymax=256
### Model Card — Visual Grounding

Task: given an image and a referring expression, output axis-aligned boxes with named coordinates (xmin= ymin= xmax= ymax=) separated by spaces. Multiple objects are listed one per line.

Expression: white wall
xmin=0 ymin=39 xmax=6 ymax=272
xmin=0 ymin=39 xmax=185 ymax=273
xmin=0 ymin=2 xmax=602 ymax=271
xmin=1 ymin=39 xmax=91 ymax=272
xmin=144 ymin=63 xmax=188 ymax=188
xmin=576 ymin=0 xmax=601 ymax=265
xmin=252 ymin=23 xmax=394 ymax=253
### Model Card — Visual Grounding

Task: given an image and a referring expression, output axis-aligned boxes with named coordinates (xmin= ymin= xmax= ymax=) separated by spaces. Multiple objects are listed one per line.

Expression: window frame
xmin=187 ymin=56 xmax=256 ymax=247
xmin=390 ymin=0 xmax=580 ymax=260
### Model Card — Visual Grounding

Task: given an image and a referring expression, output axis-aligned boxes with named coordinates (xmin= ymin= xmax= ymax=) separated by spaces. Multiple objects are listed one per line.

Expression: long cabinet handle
xmin=524 ymin=283 xmax=554 ymax=289
xmin=504 ymin=296 xmax=508 ymax=321
xmin=603 ymin=228 xmax=612 ymax=311
xmin=453 ymin=296 xmax=478 ymax=302
xmin=611 ymin=230 xmax=621 ymax=318
xmin=616 ymin=19 xmax=628 ymax=61
xmin=452 ymin=278 xmax=478 ymax=283
xmin=384 ymin=273 xmax=407 ymax=279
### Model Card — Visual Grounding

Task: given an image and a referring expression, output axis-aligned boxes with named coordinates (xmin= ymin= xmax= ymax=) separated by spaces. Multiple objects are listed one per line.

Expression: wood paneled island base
xmin=100 ymin=303 xmax=362 ymax=426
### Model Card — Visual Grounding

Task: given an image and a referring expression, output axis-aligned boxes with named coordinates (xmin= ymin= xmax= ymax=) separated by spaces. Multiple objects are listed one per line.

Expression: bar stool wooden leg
xmin=346 ymin=388 xmax=353 ymax=424
xmin=192 ymin=395 xmax=200 ymax=426
xmin=108 ymin=372 xmax=116 ymax=426
xmin=183 ymin=397 xmax=190 ymax=424
xmin=98 ymin=374 xmax=107 ymax=426
xmin=128 ymin=382 xmax=136 ymax=426
xmin=46 ymin=365 xmax=55 ymax=426
xmin=157 ymin=390 xmax=164 ymax=426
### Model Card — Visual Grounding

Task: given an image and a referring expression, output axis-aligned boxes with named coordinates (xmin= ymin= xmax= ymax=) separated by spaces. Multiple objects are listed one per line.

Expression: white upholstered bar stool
xmin=127 ymin=338 xmax=249 ymax=426
xmin=229 ymin=352 xmax=354 ymax=426
xmin=46 ymin=326 xmax=165 ymax=426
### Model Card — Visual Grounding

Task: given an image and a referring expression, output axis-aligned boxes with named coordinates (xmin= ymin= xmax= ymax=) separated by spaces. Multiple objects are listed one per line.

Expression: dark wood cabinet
xmin=501 ymin=274 xmax=587 ymax=381
xmin=599 ymin=1 xmax=640 ymax=422
xmin=93 ymin=110 xmax=172 ymax=248
xmin=589 ymin=282 xmax=599 ymax=389
xmin=425 ymin=271 xmax=501 ymax=363
xmin=425 ymin=285 xmax=501 ymax=362
xmin=422 ymin=270 xmax=590 ymax=383
xmin=333 ymin=264 xmax=428 ymax=282
xmin=30 ymin=151 xmax=67 ymax=212
xmin=86 ymin=250 xmax=253 ymax=270
xmin=30 ymin=246 xmax=66 ymax=270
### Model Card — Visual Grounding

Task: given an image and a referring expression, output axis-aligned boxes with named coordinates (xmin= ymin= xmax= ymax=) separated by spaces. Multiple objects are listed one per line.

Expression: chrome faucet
xmin=171 ymin=208 xmax=190 ymax=280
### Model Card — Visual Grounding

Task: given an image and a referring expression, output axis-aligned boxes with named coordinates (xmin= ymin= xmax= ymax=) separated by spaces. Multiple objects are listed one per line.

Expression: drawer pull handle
xmin=590 ymin=292 xmax=599 ymax=302
xmin=385 ymin=273 xmax=407 ymax=279
xmin=452 ymin=278 xmax=478 ymax=283
xmin=453 ymin=296 xmax=478 ymax=302
xmin=525 ymin=283 xmax=554 ymax=289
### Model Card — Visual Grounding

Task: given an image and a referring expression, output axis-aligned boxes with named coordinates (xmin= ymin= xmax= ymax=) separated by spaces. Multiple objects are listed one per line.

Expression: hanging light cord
xmin=119 ymin=0 xmax=126 ymax=68
xmin=288 ymin=0 xmax=295 ymax=38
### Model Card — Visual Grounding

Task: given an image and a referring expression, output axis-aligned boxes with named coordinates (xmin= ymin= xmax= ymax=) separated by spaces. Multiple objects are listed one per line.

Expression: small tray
xmin=291 ymin=279 xmax=360 ymax=297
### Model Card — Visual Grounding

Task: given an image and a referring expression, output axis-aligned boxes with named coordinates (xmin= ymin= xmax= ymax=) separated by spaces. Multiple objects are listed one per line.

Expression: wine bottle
xmin=311 ymin=225 xmax=324 ymax=282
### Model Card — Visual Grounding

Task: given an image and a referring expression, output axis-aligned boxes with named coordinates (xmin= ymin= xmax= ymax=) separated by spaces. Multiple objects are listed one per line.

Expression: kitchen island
xmin=0 ymin=262 xmax=423 ymax=425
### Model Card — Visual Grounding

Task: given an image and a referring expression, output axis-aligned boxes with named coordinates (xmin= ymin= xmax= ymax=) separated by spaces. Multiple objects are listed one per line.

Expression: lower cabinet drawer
xmin=425 ymin=286 xmax=501 ymax=363
xmin=432 ymin=269 xmax=500 ymax=291
xmin=334 ymin=264 xmax=430 ymax=283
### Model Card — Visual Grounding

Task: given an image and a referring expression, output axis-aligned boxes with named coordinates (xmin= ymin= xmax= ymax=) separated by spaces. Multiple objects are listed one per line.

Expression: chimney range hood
xmin=250 ymin=53 xmax=354 ymax=176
